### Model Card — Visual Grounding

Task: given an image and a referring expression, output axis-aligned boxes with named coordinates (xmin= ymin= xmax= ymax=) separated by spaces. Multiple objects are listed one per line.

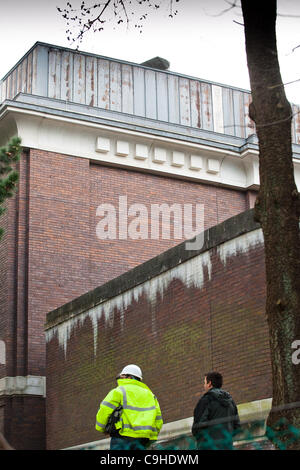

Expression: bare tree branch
xmin=233 ymin=19 xmax=243 ymax=26
xmin=292 ymin=44 xmax=300 ymax=53
xmin=57 ymin=0 xmax=179 ymax=46
xmin=204 ymin=0 xmax=239 ymax=18
xmin=269 ymin=77 xmax=300 ymax=90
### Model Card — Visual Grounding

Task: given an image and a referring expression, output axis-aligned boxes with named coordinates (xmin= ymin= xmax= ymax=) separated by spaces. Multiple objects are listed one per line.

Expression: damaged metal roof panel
xmin=0 ymin=41 xmax=299 ymax=143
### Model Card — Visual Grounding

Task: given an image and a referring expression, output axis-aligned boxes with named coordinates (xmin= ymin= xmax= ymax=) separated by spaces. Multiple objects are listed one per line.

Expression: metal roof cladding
xmin=0 ymin=42 xmax=300 ymax=145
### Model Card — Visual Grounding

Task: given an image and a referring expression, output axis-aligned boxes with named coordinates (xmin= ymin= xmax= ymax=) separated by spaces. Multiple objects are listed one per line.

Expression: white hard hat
xmin=119 ymin=364 xmax=143 ymax=380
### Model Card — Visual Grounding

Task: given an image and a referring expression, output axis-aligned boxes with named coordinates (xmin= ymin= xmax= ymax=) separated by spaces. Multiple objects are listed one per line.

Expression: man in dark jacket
xmin=192 ymin=372 xmax=241 ymax=450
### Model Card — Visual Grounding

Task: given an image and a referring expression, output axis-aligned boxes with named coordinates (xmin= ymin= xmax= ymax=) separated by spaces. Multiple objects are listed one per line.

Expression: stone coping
xmin=64 ymin=397 xmax=272 ymax=450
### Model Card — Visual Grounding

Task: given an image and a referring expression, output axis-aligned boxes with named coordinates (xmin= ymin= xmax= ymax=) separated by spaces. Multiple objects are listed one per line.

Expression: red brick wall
xmin=0 ymin=204 xmax=8 ymax=382
xmin=0 ymin=179 xmax=13 ymax=438
xmin=0 ymin=197 xmax=15 ymax=383
xmin=89 ymin=162 xmax=247 ymax=285
xmin=27 ymin=148 xmax=248 ymax=375
xmin=0 ymin=396 xmax=46 ymax=450
xmin=0 ymin=152 xmax=31 ymax=380
xmin=45 ymin=223 xmax=271 ymax=450
xmin=1 ymin=148 xmax=252 ymax=449
xmin=0 ymin=152 xmax=47 ymax=449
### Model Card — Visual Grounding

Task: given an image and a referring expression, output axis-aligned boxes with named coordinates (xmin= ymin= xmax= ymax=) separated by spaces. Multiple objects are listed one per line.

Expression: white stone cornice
xmin=1 ymin=104 xmax=299 ymax=191
xmin=1 ymin=105 xmax=238 ymax=156
xmin=0 ymin=376 xmax=46 ymax=397
xmin=0 ymin=107 xmax=250 ymax=190
xmin=241 ymin=152 xmax=260 ymax=190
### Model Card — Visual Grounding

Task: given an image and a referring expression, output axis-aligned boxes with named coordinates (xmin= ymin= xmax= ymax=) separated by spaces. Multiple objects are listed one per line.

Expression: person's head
xmin=204 ymin=371 xmax=223 ymax=391
xmin=119 ymin=374 xmax=141 ymax=381
xmin=117 ymin=364 xmax=143 ymax=381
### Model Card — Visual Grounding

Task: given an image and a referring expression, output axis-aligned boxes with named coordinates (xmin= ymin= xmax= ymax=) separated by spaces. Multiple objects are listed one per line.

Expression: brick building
xmin=0 ymin=42 xmax=300 ymax=449
xmin=45 ymin=210 xmax=272 ymax=450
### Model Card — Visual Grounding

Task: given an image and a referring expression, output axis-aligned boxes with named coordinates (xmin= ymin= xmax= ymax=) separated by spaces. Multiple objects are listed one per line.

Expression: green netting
xmin=75 ymin=402 xmax=300 ymax=451
xmin=155 ymin=418 xmax=300 ymax=450
xmin=79 ymin=417 xmax=300 ymax=450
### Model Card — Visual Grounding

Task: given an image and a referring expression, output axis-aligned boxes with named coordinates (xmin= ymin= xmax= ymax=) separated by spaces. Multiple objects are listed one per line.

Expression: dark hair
xmin=205 ymin=371 xmax=223 ymax=388
xmin=122 ymin=374 xmax=141 ymax=381
xmin=131 ymin=375 xmax=141 ymax=381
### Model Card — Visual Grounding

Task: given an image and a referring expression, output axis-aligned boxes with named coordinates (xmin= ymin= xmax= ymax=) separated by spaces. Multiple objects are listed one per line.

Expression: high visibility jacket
xmin=95 ymin=378 xmax=163 ymax=440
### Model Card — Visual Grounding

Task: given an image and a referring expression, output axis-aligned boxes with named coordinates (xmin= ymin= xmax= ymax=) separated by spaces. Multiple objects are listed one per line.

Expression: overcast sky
xmin=1 ymin=0 xmax=300 ymax=104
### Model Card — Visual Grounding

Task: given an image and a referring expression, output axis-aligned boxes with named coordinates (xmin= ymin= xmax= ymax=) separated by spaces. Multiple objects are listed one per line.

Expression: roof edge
xmin=1 ymin=41 xmax=252 ymax=95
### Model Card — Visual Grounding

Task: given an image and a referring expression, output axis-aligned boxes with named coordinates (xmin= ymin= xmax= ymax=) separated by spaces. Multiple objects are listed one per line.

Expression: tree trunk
xmin=241 ymin=0 xmax=300 ymax=449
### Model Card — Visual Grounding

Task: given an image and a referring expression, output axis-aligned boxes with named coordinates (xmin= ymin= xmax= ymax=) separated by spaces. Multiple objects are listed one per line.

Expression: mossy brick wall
xmin=45 ymin=210 xmax=271 ymax=450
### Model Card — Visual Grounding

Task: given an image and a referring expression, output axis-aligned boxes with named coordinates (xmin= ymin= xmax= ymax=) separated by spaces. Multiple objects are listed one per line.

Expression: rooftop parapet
xmin=2 ymin=42 xmax=299 ymax=144
xmin=1 ymin=42 xmax=299 ymax=145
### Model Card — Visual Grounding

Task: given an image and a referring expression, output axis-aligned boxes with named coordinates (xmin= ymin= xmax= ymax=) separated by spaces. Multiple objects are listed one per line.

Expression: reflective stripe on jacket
xmin=95 ymin=378 xmax=163 ymax=440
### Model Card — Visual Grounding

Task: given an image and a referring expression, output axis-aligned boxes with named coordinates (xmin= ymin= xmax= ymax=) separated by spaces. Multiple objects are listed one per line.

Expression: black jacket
xmin=192 ymin=388 xmax=241 ymax=448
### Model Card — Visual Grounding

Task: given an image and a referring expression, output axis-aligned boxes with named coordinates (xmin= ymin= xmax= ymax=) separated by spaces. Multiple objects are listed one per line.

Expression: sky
xmin=1 ymin=0 xmax=300 ymax=104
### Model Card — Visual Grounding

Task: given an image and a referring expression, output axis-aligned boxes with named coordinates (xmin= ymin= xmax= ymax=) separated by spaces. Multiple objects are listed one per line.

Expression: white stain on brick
xmin=45 ymin=251 xmax=212 ymax=357
xmin=217 ymin=228 xmax=264 ymax=266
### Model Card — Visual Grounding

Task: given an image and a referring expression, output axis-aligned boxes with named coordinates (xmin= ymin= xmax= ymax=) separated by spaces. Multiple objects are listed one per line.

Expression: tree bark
xmin=241 ymin=0 xmax=300 ymax=449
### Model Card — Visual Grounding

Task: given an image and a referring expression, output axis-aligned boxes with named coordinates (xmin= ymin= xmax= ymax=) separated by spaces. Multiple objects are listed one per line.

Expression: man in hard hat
xmin=95 ymin=364 xmax=163 ymax=450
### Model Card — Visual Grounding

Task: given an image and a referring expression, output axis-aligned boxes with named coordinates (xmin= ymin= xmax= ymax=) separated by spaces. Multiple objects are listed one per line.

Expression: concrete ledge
xmin=238 ymin=398 xmax=272 ymax=423
xmin=0 ymin=376 xmax=46 ymax=397
xmin=64 ymin=397 xmax=272 ymax=450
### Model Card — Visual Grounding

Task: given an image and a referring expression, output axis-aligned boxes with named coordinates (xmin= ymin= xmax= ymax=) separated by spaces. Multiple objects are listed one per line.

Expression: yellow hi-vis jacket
xmin=95 ymin=378 xmax=163 ymax=440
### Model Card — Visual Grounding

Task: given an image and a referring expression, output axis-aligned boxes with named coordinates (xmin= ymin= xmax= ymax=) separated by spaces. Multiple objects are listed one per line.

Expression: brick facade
xmin=0 ymin=148 xmax=251 ymax=449
xmin=45 ymin=210 xmax=271 ymax=450
xmin=3 ymin=41 xmax=300 ymax=451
